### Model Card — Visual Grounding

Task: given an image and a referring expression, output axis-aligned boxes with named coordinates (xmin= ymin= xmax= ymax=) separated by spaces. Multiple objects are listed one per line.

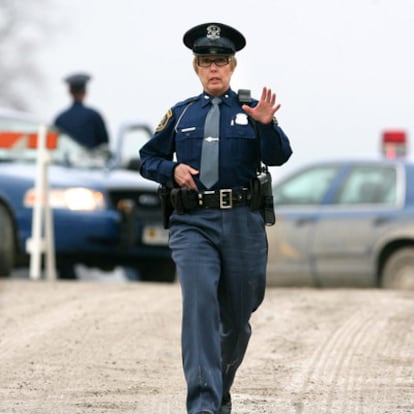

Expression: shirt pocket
xmin=228 ymin=124 xmax=256 ymax=140
xmin=226 ymin=124 xmax=257 ymax=164
xmin=175 ymin=126 xmax=203 ymax=165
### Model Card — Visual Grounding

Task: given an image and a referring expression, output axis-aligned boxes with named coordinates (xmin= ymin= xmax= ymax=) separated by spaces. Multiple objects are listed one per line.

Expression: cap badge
xmin=206 ymin=25 xmax=221 ymax=40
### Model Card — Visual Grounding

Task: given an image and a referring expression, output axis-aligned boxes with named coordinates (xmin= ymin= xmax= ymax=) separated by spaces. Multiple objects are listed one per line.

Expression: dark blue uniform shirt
xmin=54 ymin=101 xmax=109 ymax=149
xmin=140 ymin=89 xmax=292 ymax=189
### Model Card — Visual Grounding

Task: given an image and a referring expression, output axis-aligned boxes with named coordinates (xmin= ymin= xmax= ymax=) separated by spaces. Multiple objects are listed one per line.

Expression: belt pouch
xmin=170 ymin=188 xmax=185 ymax=214
xmin=180 ymin=189 xmax=198 ymax=210
xmin=170 ymin=188 xmax=198 ymax=213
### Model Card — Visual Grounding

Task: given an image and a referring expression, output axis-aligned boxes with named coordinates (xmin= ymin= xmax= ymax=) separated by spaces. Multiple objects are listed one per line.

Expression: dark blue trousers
xmin=169 ymin=206 xmax=267 ymax=414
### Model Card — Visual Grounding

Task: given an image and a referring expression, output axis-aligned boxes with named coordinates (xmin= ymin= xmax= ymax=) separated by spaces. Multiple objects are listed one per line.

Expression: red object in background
xmin=382 ymin=130 xmax=408 ymax=159
xmin=27 ymin=132 xmax=58 ymax=149
xmin=0 ymin=131 xmax=58 ymax=149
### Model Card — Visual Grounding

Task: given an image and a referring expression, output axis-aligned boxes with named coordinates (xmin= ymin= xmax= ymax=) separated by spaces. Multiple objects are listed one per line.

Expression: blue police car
xmin=0 ymin=108 xmax=174 ymax=281
xmin=267 ymin=148 xmax=414 ymax=289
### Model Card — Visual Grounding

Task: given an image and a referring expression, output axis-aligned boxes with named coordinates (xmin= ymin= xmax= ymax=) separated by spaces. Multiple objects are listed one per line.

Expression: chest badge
xmin=235 ymin=113 xmax=248 ymax=125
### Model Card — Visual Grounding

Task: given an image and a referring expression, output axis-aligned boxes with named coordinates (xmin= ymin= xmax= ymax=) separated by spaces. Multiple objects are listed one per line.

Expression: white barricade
xmin=26 ymin=124 xmax=57 ymax=281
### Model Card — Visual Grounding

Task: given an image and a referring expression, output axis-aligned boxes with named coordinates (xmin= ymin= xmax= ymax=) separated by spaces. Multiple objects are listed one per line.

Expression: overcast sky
xmin=32 ymin=0 xmax=414 ymax=179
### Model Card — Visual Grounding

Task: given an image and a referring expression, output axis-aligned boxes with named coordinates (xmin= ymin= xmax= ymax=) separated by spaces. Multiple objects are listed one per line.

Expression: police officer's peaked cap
xmin=183 ymin=23 xmax=246 ymax=56
xmin=64 ymin=73 xmax=91 ymax=88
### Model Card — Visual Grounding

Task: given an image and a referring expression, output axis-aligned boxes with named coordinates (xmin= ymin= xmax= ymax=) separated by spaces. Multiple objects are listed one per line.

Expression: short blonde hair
xmin=192 ymin=55 xmax=237 ymax=73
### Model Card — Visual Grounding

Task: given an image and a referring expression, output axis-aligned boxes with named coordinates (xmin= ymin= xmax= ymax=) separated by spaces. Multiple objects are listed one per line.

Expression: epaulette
xmin=155 ymin=96 xmax=200 ymax=133
xmin=174 ymin=95 xmax=200 ymax=109
xmin=173 ymin=96 xmax=200 ymax=133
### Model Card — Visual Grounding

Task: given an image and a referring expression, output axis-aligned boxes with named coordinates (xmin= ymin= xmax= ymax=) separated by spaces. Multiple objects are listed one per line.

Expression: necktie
xmin=200 ymin=97 xmax=221 ymax=189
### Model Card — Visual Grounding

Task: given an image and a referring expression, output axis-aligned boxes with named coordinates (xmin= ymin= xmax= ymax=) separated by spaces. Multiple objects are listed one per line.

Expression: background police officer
xmin=54 ymin=73 xmax=110 ymax=150
xmin=140 ymin=22 xmax=292 ymax=414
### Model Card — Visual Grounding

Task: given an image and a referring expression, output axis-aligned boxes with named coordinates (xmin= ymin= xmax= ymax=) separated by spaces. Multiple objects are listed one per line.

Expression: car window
xmin=273 ymin=165 xmax=340 ymax=205
xmin=334 ymin=165 xmax=397 ymax=205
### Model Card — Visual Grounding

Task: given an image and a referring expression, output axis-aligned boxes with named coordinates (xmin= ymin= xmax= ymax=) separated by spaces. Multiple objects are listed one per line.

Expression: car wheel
xmin=382 ymin=248 xmax=414 ymax=290
xmin=0 ymin=204 xmax=15 ymax=277
xmin=136 ymin=258 xmax=176 ymax=283
xmin=56 ymin=257 xmax=79 ymax=280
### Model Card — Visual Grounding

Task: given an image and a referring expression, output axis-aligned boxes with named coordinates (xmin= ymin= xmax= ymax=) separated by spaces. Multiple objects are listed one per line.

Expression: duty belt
xmin=170 ymin=188 xmax=251 ymax=213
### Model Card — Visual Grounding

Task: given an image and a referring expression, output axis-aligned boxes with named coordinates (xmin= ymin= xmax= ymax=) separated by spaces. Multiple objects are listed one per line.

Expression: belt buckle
xmin=220 ymin=189 xmax=232 ymax=209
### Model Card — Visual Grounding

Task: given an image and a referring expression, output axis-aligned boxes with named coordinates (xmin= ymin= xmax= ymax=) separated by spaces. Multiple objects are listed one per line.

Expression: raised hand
xmin=242 ymin=87 xmax=281 ymax=124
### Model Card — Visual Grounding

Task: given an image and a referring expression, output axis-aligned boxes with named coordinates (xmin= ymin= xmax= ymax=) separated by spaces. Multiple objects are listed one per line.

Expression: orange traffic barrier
xmin=0 ymin=131 xmax=58 ymax=149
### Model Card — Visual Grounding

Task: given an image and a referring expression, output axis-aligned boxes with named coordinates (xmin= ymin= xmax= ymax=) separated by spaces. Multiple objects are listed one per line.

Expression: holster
xmin=249 ymin=170 xmax=276 ymax=226
xmin=158 ymin=185 xmax=174 ymax=229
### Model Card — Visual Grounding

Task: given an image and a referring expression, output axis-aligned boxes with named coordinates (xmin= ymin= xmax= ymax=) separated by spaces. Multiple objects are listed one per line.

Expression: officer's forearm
xmin=140 ymin=158 xmax=177 ymax=185
xmin=258 ymin=124 xmax=293 ymax=166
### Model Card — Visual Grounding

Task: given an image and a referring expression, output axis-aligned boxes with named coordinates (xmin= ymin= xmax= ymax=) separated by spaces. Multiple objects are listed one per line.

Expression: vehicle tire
xmin=381 ymin=247 xmax=414 ymax=290
xmin=0 ymin=204 xmax=15 ymax=277
xmin=56 ymin=258 xmax=78 ymax=280
xmin=136 ymin=258 xmax=176 ymax=283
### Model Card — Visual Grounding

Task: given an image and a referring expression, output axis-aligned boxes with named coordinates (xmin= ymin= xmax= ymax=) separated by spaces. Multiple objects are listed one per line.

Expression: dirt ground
xmin=0 ymin=279 xmax=413 ymax=414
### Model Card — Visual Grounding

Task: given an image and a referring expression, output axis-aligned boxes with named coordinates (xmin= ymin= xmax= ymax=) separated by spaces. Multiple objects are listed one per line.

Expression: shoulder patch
xmin=272 ymin=116 xmax=279 ymax=126
xmin=155 ymin=109 xmax=173 ymax=132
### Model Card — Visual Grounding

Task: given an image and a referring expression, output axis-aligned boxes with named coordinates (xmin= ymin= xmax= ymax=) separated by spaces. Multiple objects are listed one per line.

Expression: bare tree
xmin=0 ymin=0 xmax=57 ymax=110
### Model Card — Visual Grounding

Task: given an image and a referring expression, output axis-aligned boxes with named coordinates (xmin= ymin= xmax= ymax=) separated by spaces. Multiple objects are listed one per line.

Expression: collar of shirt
xmin=200 ymin=89 xmax=235 ymax=108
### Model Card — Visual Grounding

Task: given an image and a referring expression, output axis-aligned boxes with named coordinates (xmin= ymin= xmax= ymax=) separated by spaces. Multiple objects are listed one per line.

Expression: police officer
xmin=139 ymin=23 xmax=292 ymax=414
xmin=54 ymin=73 xmax=110 ymax=149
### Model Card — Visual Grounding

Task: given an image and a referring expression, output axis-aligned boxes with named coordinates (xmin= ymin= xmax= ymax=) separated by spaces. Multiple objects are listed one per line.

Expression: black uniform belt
xmin=170 ymin=188 xmax=251 ymax=212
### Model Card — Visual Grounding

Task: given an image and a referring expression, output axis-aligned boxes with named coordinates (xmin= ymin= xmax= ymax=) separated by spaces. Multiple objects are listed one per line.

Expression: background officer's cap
xmin=64 ymin=73 xmax=91 ymax=88
xmin=183 ymin=23 xmax=246 ymax=56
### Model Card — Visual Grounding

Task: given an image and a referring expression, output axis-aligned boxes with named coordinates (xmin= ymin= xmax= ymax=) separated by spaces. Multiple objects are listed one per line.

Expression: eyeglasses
xmin=196 ymin=56 xmax=232 ymax=68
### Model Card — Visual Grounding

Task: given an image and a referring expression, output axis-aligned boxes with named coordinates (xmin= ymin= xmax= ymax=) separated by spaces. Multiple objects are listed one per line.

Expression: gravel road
xmin=0 ymin=279 xmax=413 ymax=414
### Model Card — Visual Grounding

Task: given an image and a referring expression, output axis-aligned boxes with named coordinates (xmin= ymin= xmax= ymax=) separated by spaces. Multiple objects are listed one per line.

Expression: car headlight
xmin=24 ymin=187 xmax=106 ymax=211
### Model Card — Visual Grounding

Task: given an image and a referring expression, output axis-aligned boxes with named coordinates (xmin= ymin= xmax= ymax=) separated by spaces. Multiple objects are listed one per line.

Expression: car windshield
xmin=0 ymin=116 xmax=108 ymax=169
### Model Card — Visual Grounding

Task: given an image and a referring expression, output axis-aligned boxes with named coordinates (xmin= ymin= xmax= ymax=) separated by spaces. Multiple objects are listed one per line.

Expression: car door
xmin=311 ymin=163 xmax=402 ymax=287
xmin=113 ymin=122 xmax=153 ymax=170
xmin=266 ymin=163 xmax=343 ymax=286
